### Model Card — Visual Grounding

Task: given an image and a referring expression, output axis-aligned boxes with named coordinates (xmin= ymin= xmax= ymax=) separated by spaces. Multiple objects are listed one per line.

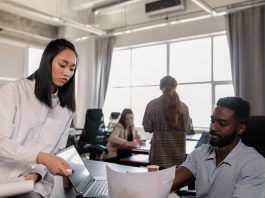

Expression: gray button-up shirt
xmin=182 ymin=140 xmax=265 ymax=198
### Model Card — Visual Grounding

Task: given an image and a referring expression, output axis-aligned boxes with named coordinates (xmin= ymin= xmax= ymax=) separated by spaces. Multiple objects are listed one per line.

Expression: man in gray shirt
xmin=171 ymin=97 xmax=265 ymax=198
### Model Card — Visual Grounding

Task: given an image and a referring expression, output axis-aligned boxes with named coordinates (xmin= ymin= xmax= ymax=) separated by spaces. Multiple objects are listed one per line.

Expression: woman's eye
xmin=59 ymin=64 xmax=66 ymax=68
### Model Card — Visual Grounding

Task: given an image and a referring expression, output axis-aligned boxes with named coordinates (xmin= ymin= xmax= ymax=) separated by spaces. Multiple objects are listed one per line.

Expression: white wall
xmin=114 ymin=16 xmax=226 ymax=48
xmin=0 ymin=40 xmax=28 ymax=86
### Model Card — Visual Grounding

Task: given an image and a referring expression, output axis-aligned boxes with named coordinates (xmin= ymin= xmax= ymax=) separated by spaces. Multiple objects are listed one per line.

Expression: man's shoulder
xmin=241 ymin=144 xmax=265 ymax=162
xmin=189 ymin=144 xmax=214 ymax=158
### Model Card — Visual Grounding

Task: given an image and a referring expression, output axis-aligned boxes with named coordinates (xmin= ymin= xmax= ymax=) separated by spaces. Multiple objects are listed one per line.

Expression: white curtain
xmin=94 ymin=36 xmax=115 ymax=108
xmin=226 ymin=5 xmax=265 ymax=115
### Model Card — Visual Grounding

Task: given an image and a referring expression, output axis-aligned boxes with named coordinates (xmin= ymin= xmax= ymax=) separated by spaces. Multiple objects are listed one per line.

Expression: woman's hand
xmin=136 ymin=139 xmax=146 ymax=146
xmin=124 ymin=140 xmax=139 ymax=147
xmin=36 ymin=152 xmax=73 ymax=176
xmin=24 ymin=173 xmax=40 ymax=183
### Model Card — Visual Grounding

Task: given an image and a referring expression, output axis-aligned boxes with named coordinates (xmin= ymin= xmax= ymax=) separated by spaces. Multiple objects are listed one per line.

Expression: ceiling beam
xmin=0 ymin=9 xmax=57 ymax=40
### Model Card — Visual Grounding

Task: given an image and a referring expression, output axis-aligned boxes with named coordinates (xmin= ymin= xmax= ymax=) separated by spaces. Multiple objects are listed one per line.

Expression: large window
xmin=103 ymin=34 xmax=234 ymax=128
xmin=28 ymin=47 xmax=43 ymax=76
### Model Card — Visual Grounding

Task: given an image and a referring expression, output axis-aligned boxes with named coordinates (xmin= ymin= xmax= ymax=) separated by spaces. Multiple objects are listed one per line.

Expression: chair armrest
xmin=176 ymin=189 xmax=196 ymax=197
xmin=77 ymin=143 xmax=108 ymax=155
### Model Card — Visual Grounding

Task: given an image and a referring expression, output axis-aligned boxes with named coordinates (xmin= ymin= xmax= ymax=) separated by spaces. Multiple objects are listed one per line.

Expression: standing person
xmin=106 ymin=108 xmax=144 ymax=160
xmin=0 ymin=38 xmax=78 ymax=198
xmin=171 ymin=97 xmax=265 ymax=198
xmin=142 ymin=75 xmax=191 ymax=169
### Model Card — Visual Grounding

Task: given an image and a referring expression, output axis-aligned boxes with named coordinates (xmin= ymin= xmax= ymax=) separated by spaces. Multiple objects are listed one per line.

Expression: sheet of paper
xmin=106 ymin=165 xmax=176 ymax=198
xmin=0 ymin=179 xmax=34 ymax=197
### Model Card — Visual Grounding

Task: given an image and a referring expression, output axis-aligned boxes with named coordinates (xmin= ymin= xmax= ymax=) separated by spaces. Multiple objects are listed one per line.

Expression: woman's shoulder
xmin=115 ymin=123 xmax=123 ymax=129
xmin=179 ymin=101 xmax=189 ymax=111
xmin=180 ymin=100 xmax=188 ymax=106
xmin=0 ymin=78 xmax=33 ymax=91
xmin=147 ymin=96 xmax=163 ymax=106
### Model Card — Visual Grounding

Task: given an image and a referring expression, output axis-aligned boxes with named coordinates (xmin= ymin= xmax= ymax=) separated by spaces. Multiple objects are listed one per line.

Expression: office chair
xmin=77 ymin=143 xmax=108 ymax=160
xmin=241 ymin=115 xmax=265 ymax=157
xmin=66 ymin=109 xmax=108 ymax=161
xmin=78 ymin=109 xmax=105 ymax=145
xmin=66 ymin=134 xmax=108 ymax=161
xmin=106 ymin=112 xmax=120 ymax=132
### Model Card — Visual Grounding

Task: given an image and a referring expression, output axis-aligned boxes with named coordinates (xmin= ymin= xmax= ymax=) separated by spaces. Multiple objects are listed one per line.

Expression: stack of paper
xmin=0 ymin=177 xmax=34 ymax=197
xmin=106 ymin=165 xmax=176 ymax=198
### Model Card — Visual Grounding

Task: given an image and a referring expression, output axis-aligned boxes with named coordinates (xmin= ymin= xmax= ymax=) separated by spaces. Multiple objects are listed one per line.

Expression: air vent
xmin=145 ymin=0 xmax=185 ymax=16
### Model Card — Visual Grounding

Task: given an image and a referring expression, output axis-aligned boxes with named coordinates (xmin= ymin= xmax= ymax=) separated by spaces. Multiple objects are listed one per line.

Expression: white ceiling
xmin=0 ymin=0 xmax=264 ymax=44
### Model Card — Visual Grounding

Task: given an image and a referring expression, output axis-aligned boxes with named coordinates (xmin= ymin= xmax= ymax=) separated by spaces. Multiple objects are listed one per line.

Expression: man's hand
xmin=36 ymin=152 xmax=73 ymax=176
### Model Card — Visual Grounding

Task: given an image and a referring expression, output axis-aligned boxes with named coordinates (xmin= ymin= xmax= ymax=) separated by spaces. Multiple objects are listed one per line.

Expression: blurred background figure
xmin=106 ymin=108 xmax=144 ymax=162
xmin=142 ymin=75 xmax=191 ymax=169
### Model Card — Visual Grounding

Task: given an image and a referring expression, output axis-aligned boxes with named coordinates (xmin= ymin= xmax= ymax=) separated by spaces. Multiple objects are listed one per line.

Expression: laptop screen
xmin=56 ymin=145 xmax=91 ymax=188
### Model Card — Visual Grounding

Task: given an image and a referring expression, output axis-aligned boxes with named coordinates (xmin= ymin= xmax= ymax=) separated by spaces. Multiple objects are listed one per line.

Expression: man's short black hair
xmin=217 ymin=97 xmax=251 ymax=122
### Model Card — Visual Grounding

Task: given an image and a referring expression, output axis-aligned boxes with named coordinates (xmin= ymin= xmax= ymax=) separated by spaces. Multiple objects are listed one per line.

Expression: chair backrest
xmin=195 ymin=131 xmax=210 ymax=148
xmin=84 ymin=109 xmax=104 ymax=128
xmin=107 ymin=112 xmax=120 ymax=132
xmin=79 ymin=109 xmax=104 ymax=144
xmin=241 ymin=116 xmax=265 ymax=158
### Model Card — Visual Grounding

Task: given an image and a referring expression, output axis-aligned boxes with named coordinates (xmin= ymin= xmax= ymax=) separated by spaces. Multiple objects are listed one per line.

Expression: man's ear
xmin=237 ymin=124 xmax=247 ymax=135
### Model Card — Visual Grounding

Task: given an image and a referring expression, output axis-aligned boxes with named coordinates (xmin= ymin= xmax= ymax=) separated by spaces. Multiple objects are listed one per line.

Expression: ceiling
xmin=0 ymin=0 xmax=264 ymax=45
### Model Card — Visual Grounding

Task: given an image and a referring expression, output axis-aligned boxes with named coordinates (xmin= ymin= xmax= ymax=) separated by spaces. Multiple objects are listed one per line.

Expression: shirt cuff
xmin=31 ymin=164 xmax=47 ymax=182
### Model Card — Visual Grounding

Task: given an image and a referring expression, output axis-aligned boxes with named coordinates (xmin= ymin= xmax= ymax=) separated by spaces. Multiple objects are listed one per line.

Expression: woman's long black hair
xmin=27 ymin=38 xmax=78 ymax=112
xmin=119 ymin=108 xmax=134 ymax=129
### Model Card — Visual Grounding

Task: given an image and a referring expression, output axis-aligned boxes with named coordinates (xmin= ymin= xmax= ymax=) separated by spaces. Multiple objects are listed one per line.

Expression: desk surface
xmin=51 ymin=160 xmax=147 ymax=198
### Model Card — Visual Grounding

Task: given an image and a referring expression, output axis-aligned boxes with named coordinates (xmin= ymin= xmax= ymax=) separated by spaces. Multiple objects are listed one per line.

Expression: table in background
xmin=115 ymin=133 xmax=202 ymax=155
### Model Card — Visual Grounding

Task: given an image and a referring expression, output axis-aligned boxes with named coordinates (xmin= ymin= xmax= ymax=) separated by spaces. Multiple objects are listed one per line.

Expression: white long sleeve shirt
xmin=0 ymin=79 xmax=73 ymax=197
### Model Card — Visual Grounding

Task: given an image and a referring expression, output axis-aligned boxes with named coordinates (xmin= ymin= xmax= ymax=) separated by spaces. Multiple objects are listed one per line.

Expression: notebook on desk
xmin=56 ymin=145 xmax=108 ymax=197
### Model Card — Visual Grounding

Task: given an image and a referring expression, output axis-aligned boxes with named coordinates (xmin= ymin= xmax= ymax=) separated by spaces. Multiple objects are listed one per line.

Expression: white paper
xmin=106 ymin=165 xmax=176 ymax=198
xmin=0 ymin=179 xmax=34 ymax=197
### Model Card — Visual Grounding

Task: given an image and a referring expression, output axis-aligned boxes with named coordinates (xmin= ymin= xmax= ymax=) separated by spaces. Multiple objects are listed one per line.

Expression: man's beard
xmin=210 ymin=129 xmax=237 ymax=147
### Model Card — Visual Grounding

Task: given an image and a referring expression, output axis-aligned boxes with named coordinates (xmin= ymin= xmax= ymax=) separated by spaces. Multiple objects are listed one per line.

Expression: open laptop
xmin=56 ymin=145 xmax=108 ymax=197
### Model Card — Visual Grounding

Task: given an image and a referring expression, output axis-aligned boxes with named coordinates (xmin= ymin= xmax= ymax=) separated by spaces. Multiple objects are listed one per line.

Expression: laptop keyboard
xmin=84 ymin=180 xmax=108 ymax=197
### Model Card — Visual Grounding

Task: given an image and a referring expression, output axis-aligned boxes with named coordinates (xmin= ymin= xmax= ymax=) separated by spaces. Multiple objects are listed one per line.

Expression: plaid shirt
xmin=142 ymin=95 xmax=191 ymax=168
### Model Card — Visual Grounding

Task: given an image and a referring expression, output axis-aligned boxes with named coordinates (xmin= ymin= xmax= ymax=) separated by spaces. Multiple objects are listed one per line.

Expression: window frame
xmin=104 ymin=32 xmax=233 ymax=129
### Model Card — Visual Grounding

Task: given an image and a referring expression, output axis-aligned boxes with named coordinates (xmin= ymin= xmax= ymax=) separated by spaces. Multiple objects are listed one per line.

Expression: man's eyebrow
xmin=211 ymin=116 xmax=228 ymax=122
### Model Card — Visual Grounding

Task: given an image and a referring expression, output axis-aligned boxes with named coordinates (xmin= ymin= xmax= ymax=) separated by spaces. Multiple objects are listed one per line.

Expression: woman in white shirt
xmin=0 ymin=38 xmax=78 ymax=198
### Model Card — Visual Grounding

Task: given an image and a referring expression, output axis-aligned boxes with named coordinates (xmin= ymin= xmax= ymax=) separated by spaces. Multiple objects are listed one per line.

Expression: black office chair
xmin=77 ymin=143 xmax=108 ymax=160
xmin=241 ymin=115 xmax=265 ymax=157
xmin=78 ymin=109 xmax=105 ymax=145
xmin=67 ymin=109 xmax=108 ymax=161
xmin=106 ymin=112 xmax=120 ymax=132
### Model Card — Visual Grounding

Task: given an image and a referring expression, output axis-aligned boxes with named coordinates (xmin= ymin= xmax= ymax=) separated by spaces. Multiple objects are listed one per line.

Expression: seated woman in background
xmin=106 ymin=108 xmax=144 ymax=161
